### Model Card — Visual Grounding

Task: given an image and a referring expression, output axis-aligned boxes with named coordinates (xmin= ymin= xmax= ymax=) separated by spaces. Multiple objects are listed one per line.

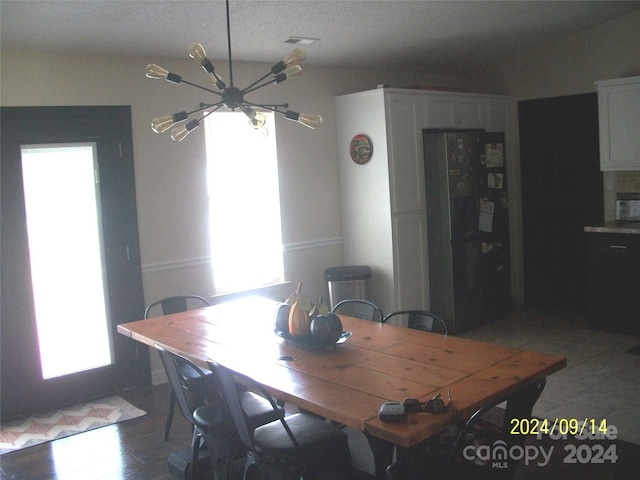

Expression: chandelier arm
xmin=180 ymin=79 xmax=223 ymax=96
xmin=241 ymin=101 xmax=289 ymax=114
xmin=188 ymin=101 xmax=224 ymax=116
xmin=241 ymin=72 xmax=275 ymax=94
xmin=241 ymin=79 xmax=280 ymax=96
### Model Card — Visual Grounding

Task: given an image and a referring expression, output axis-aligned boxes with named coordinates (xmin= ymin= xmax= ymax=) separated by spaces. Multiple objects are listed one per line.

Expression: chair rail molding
xmin=282 ymin=236 xmax=343 ymax=253
xmin=141 ymin=236 xmax=344 ymax=274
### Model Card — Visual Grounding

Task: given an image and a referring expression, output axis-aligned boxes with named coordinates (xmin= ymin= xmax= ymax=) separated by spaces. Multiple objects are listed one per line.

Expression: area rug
xmin=0 ymin=396 xmax=146 ymax=455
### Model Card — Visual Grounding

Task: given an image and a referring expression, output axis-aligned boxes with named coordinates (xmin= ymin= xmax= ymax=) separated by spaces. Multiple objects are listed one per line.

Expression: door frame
xmin=1 ymin=106 xmax=150 ymax=421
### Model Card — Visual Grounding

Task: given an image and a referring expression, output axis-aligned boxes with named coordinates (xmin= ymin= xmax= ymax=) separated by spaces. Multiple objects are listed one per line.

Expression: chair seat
xmin=253 ymin=412 xmax=349 ymax=459
xmin=192 ymin=400 xmax=235 ymax=435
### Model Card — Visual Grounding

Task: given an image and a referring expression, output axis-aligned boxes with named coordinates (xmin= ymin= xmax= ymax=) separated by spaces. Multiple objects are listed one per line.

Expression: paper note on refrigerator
xmin=479 ymin=198 xmax=494 ymax=232
xmin=488 ymin=173 xmax=504 ymax=189
xmin=485 ymin=143 xmax=504 ymax=167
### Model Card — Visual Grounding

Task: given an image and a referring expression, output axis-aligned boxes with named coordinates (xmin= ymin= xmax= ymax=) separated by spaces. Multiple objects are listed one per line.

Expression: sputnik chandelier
xmin=145 ymin=0 xmax=322 ymax=141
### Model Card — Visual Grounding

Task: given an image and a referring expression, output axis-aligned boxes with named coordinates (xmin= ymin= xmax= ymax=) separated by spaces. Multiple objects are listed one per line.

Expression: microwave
xmin=616 ymin=200 xmax=640 ymax=221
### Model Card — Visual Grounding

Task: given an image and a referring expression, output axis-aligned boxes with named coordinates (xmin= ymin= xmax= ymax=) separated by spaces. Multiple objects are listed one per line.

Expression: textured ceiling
xmin=2 ymin=1 xmax=640 ymax=75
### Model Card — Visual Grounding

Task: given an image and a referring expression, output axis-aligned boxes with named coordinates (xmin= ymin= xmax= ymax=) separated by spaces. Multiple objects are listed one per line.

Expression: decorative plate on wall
xmin=350 ymin=134 xmax=373 ymax=164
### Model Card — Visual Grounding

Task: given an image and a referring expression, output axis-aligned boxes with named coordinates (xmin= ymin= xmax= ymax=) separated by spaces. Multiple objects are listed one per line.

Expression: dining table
xmin=117 ymin=296 xmax=566 ymax=479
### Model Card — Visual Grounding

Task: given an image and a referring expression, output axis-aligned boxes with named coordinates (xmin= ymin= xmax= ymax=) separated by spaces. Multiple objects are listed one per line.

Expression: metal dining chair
xmin=382 ymin=310 xmax=448 ymax=335
xmin=145 ymin=295 xmax=211 ymax=440
xmin=157 ymin=345 xmax=285 ymax=480
xmin=208 ymin=359 xmax=353 ymax=480
xmin=332 ymin=298 xmax=384 ymax=322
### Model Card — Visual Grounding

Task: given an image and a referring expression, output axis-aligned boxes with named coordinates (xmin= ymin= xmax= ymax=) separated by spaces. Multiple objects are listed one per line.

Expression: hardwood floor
xmin=0 ymin=383 xmax=194 ymax=480
xmin=0 ymin=383 xmax=374 ymax=480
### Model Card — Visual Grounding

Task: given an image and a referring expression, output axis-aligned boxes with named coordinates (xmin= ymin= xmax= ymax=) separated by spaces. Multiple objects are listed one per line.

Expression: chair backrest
xmin=207 ymin=359 xmax=296 ymax=451
xmin=144 ymin=295 xmax=210 ymax=318
xmin=156 ymin=344 xmax=213 ymax=425
xmin=382 ymin=310 xmax=448 ymax=335
xmin=442 ymin=379 xmax=546 ymax=480
xmin=331 ymin=299 xmax=384 ymax=322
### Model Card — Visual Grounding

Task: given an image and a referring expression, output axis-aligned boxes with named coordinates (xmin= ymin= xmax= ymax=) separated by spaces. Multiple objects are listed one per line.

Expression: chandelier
xmin=145 ymin=0 xmax=322 ymax=141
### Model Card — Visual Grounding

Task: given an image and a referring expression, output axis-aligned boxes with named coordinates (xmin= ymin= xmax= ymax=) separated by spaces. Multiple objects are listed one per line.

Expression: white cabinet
xmin=335 ymin=88 xmax=515 ymax=316
xmin=425 ymin=94 xmax=486 ymax=129
xmin=596 ymin=76 xmax=640 ymax=171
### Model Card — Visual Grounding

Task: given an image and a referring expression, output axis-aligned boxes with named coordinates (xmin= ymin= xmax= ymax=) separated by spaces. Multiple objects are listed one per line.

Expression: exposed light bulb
xmin=170 ymin=119 xmax=200 ymax=141
xmin=248 ymin=112 xmax=267 ymax=129
xmin=145 ymin=64 xmax=169 ymax=80
xmin=151 ymin=111 xmax=188 ymax=134
xmin=298 ymin=113 xmax=322 ymax=129
xmin=255 ymin=126 xmax=269 ymax=139
xmin=285 ymin=111 xmax=322 ymax=129
xmin=189 ymin=43 xmax=216 ymax=78
xmin=282 ymin=48 xmax=306 ymax=67
xmin=273 ymin=65 xmax=303 ymax=84
xmin=270 ymin=48 xmax=306 ymax=74
xmin=188 ymin=42 xmax=225 ymax=89
xmin=188 ymin=43 xmax=208 ymax=65
xmin=145 ymin=64 xmax=182 ymax=84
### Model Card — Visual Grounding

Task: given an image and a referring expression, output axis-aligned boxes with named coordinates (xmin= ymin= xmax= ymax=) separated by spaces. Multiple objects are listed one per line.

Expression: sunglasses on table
xmin=404 ymin=389 xmax=452 ymax=414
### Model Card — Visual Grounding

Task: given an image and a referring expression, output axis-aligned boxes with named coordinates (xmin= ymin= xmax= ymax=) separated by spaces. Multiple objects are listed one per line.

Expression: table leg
xmin=364 ymin=433 xmax=395 ymax=480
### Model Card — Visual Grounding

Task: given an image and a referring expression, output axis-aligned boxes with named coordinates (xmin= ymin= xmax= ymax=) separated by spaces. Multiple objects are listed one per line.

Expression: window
xmin=205 ymin=112 xmax=284 ymax=294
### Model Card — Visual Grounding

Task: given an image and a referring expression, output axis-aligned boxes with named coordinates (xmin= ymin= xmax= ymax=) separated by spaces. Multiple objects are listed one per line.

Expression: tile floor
xmin=457 ymin=306 xmax=640 ymax=446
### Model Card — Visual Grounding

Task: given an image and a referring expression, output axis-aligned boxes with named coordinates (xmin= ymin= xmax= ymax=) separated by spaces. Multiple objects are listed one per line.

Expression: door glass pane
xmin=21 ymin=143 xmax=113 ymax=380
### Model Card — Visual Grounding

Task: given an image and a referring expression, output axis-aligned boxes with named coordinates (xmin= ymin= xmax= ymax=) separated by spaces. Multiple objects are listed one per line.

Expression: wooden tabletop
xmin=117 ymin=296 xmax=566 ymax=448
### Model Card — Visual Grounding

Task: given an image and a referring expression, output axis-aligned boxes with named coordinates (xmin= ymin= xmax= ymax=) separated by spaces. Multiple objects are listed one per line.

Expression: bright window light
xmin=205 ymin=112 xmax=284 ymax=294
xmin=21 ymin=144 xmax=113 ymax=379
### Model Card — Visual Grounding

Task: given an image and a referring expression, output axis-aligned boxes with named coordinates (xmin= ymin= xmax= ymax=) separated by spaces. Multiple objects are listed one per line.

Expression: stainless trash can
xmin=324 ymin=265 xmax=372 ymax=309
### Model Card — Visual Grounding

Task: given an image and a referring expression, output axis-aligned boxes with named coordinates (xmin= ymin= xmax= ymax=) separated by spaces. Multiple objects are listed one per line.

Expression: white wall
xmin=0 ymin=50 xmax=465 ymax=379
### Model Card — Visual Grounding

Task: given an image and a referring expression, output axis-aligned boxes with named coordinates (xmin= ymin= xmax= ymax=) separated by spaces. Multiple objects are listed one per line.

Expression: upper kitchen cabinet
xmin=424 ymin=93 xmax=485 ymax=128
xmin=596 ymin=76 xmax=640 ymax=171
xmin=335 ymin=88 xmax=515 ymax=316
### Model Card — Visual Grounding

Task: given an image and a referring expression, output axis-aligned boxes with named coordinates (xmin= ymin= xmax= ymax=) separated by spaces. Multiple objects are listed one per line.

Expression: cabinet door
xmin=597 ymin=78 xmax=640 ymax=171
xmin=392 ymin=211 xmax=429 ymax=311
xmin=386 ymin=93 xmax=426 ymax=213
xmin=588 ymin=234 xmax=640 ymax=333
xmin=487 ymin=98 xmax=511 ymax=132
xmin=425 ymin=95 xmax=485 ymax=129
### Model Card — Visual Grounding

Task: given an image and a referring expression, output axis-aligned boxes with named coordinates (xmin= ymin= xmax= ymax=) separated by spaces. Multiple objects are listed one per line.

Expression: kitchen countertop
xmin=584 ymin=221 xmax=640 ymax=234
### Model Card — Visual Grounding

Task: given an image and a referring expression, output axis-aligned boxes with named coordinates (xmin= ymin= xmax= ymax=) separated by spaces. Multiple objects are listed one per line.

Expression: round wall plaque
xmin=350 ymin=134 xmax=373 ymax=164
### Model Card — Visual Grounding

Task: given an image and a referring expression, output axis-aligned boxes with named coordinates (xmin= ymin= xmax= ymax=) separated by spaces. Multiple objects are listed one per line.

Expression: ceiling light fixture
xmin=145 ymin=0 xmax=322 ymax=140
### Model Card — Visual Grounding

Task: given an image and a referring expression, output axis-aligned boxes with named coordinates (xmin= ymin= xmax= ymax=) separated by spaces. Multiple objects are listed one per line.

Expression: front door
xmin=1 ymin=106 xmax=150 ymax=421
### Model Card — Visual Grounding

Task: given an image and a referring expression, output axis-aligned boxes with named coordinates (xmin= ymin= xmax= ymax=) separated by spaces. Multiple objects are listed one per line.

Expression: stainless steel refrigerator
xmin=423 ymin=130 xmax=511 ymax=333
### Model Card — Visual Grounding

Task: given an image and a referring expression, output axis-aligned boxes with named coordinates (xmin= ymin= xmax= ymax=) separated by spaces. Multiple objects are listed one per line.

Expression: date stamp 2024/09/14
xmin=462 ymin=418 xmax=619 ymax=468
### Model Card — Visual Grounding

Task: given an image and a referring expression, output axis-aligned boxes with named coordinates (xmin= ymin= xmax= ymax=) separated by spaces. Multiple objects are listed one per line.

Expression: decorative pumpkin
xmin=274 ymin=303 xmax=291 ymax=333
xmin=310 ymin=313 xmax=343 ymax=346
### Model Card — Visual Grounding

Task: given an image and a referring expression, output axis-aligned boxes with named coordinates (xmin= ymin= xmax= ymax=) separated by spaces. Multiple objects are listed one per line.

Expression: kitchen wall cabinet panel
xmin=424 ymin=94 xmax=485 ymax=129
xmin=335 ymin=88 xmax=516 ymax=316
xmin=596 ymin=76 xmax=640 ymax=171
xmin=386 ymin=94 xmax=426 ymax=213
